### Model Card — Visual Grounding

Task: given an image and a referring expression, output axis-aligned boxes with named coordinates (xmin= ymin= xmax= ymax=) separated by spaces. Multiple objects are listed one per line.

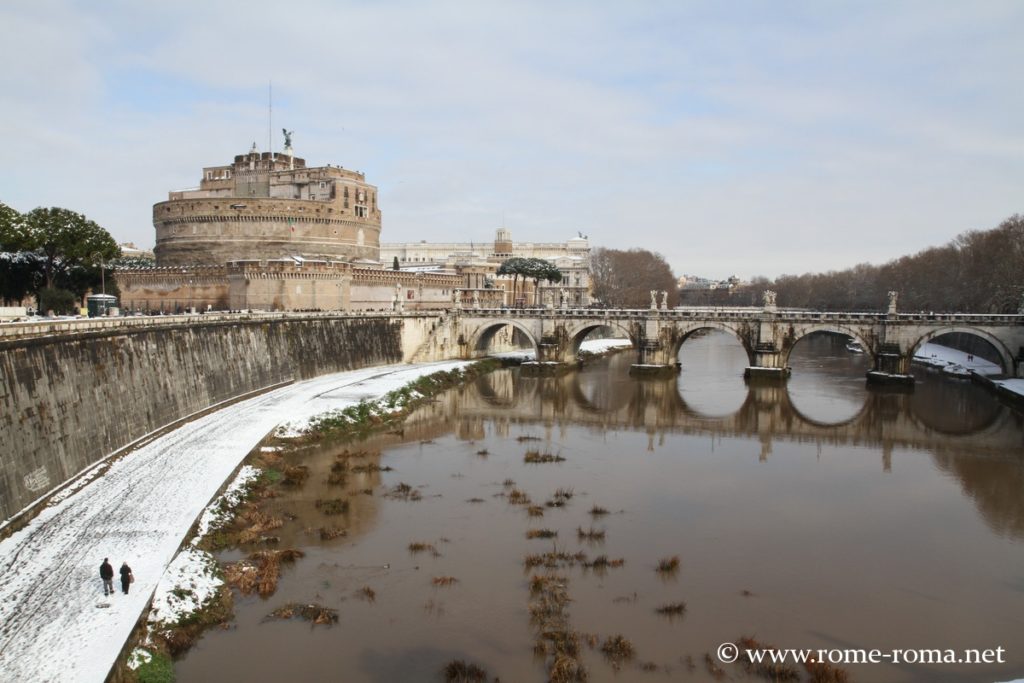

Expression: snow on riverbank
xmin=490 ymin=337 xmax=632 ymax=361
xmin=0 ymin=360 xmax=468 ymax=683
xmin=913 ymin=341 xmax=1002 ymax=377
xmin=992 ymin=378 xmax=1024 ymax=399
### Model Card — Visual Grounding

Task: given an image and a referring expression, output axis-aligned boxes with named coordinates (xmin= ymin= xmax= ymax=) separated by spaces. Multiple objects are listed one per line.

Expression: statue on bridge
xmin=650 ymin=290 xmax=658 ymax=310
xmin=763 ymin=289 xmax=777 ymax=310
xmin=660 ymin=290 xmax=668 ymax=311
xmin=888 ymin=290 xmax=899 ymax=314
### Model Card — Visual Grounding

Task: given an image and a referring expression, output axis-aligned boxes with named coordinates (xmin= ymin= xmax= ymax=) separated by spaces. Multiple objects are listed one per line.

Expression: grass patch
xmin=432 ymin=576 xmax=459 ymax=587
xmin=526 ymin=528 xmax=558 ymax=540
xmin=408 ymin=541 xmax=441 ymax=557
xmin=386 ymin=482 xmax=422 ymax=501
xmin=588 ymin=505 xmax=608 ymax=517
xmin=524 ymin=450 xmax=566 ymax=464
xmin=600 ymin=635 xmax=636 ymax=668
xmin=315 ymin=498 xmax=349 ymax=515
xmin=655 ymin=602 xmax=687 ymax=618
xmin=507 ymin=489 xmax=531 ymax=505
xmin=737 ymin=636 xmax=802 ymax=681
xmin=304 ymin=359 xmax=501 ymax=439
xmin=656 ymin=555 xmax=680 ymax=575
xmin=705 ymin=653 xmax=727 ymax=680
xmin=805 ymin=658 xmax=851 ymax=683
xmin=351 ymin=463 xmax=393 ymax=473
xmin=527 ymin=505 xmax=545 ymax=517
xmin=442 ymin=659 xmax=491 ymax=683
xmin=265 ymin=602 xmax=338 ymax=626
xmin=524 ymin=549 xmax=588 ymax=570
xmin=475 ymin=449 xmax=489 ymax=457
xmin=576 ymin=526 xmax=605 ymax=542
xmin=546 ymin=488 xmax=574 ymax=508
xmin=281 ymin=465 xmax=309 ymax=486
xmin=528 ymin=574 xmax=587 ymax=682
xmin=224 ymin=549 xmax=304 ymax=598
xmin=318 ymin=526 xmax=346 ymax=541
xmin=582 ymin=555 xmax=625 ymax=572
xmin=135 ymin=650 xmax=175 ymax=683
xmin=516 ymin=435 xmax=542 ymax=442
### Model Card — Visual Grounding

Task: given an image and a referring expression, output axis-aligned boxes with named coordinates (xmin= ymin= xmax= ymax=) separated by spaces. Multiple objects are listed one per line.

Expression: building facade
xmin=381 ymin=229 xmax=592 ymax=306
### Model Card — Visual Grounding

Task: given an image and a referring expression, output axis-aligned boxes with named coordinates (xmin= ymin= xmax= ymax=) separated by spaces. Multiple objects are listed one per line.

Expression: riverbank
xmin=0 ymin=360 xmax=471 ymax=683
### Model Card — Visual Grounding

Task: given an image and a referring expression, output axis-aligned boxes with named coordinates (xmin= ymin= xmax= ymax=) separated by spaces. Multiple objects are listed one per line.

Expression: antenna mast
xmin=268 ymin=81 xmax=272 ymax=156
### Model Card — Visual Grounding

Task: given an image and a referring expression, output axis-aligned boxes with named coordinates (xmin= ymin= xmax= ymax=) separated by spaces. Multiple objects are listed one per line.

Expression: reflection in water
xmin=676 ymin=329 xmax=749 ymax=417
xmin=177 ymin=346 xmax=1024 ymax=683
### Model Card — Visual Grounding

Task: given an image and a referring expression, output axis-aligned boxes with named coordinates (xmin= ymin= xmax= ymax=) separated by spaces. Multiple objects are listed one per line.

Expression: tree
xmin=591 ymin=247 xmax=678 ymax=308
xmin=392 ymin=256 xmax=400 ymax=271
xmin=20 ymin=207 xmax=120 ymax=290
xmin=520 ymin=258 xmax=562 ymax=304
xmin=497 ymin=257 xmax=532 ymax=306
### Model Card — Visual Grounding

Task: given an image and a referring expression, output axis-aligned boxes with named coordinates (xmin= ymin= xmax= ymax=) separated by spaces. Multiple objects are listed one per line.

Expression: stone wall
xmin=0 ymin=316 xmax=403 ymax=522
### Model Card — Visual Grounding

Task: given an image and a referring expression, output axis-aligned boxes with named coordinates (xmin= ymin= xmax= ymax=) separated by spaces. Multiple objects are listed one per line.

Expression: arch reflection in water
xmin=675 ymin=329 xmax=749 ymax=417
xmin=453 ymin=354 xmax=1024 ymax=537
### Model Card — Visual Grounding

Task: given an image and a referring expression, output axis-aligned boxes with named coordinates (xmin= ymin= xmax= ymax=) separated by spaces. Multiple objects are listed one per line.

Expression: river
xmin=176 ymin=331 xmax=1024 ymax=682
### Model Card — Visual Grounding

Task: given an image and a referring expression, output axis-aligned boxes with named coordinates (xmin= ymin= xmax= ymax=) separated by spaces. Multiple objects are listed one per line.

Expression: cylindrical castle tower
xmin=153 ymin=148 xmax=382 ymax=266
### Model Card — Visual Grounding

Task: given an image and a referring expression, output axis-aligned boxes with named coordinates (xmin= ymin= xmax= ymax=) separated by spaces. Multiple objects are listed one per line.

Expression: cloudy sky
xmin=1 ymin=1 xmax=1021 ymax=279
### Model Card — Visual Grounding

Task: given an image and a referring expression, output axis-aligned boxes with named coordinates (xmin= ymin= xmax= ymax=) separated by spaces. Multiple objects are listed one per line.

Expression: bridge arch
xmin=466 ymin=319 xmax=539 ymax=358
xmin=669 ymin=322 xmax=755 ymax=366
xmin=564 ymin=320 xmax=637 ymax=357
xmin=781 ymin=325 xmax=875 ymax=368
xmin=908 ymin=326 xmax=1015 ymax=375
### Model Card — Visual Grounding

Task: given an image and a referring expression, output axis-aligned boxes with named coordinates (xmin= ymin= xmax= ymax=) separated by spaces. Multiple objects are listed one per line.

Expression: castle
xmin=116 ymin=139 xmax=590 ymax=312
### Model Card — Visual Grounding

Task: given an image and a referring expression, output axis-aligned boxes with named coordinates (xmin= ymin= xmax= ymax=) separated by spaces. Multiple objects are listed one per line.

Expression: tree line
xmin=680 ymin=214 xmax=1024 ymax=313
xmin=0 ymin=202 xmax=120 ymax=313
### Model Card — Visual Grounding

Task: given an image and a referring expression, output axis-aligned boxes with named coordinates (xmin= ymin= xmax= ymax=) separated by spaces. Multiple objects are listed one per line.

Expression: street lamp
xmin=91 ymin=252 xmax=106 ymax=295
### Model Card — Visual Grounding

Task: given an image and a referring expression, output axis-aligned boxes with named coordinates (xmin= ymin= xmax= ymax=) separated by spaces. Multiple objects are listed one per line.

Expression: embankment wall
xmin=0 ymin=316 xmax=404 ymax=522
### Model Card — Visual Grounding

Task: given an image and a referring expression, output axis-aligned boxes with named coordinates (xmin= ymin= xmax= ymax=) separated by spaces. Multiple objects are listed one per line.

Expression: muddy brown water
xmin=176 ymin=332 xmax=1024 ymax=682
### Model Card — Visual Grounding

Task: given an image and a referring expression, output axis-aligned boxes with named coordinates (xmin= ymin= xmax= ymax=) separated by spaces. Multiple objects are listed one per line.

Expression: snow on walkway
xmin=0 ymin=361 xmax=468 ymax=683
xmin=913 ymin=341 xmax=1002 ymax=376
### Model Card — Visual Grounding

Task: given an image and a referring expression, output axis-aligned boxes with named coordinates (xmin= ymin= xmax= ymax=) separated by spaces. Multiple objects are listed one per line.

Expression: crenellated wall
xmin=0 ymin=316 xmax=403 ymax=522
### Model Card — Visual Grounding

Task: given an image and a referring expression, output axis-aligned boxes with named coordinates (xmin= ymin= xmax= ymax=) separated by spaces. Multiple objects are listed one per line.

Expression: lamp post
xmin=91 ymin=252 xmax=106 ymax=295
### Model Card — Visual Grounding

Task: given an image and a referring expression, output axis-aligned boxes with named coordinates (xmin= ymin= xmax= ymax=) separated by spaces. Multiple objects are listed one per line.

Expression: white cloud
xmin=0 ymin=0 xmax=1020 ymax=280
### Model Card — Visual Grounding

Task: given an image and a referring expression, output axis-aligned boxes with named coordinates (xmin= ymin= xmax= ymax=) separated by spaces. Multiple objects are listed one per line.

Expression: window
xmin=344 ymin=187 xmax=349 ymax=208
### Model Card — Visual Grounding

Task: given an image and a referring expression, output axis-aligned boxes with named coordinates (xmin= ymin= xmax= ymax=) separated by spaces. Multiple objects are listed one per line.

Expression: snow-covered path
xmin=0 ymin=361 xmax=468 ymax=683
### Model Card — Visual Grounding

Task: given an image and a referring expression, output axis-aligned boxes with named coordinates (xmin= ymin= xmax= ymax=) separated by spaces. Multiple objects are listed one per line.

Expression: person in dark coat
xmin=99 ymin=558 xmax=114 ymax=596
xmin=119 ymin=561 xmax=133 ymax=595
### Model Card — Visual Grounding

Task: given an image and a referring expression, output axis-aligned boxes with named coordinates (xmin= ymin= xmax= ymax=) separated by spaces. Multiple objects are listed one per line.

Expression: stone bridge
xmin=418 ymin=304 xmax=1024 ymax=382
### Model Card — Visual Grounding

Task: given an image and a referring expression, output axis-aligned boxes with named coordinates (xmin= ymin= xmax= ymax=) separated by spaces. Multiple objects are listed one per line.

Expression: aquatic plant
xmin=265 ymin=602 xmax=338 ymax=626
xmin=654 ymin=602 xmax=687 ymax=618
xmin=432 ymin=576 xmax=459 ymax=587
xmin=442 ymin=659 xmax=490 ymax=683
xmin=656 ymin=555 xmax=680 ymax=574
xmin=408 ymin=541 xmax=440 ymax=557
xmin=600 ymin=635 xmax=635 ymax=668
xmin=224 ymin=549 xmax=304 ymax=598
xmin=526 ymin=528 xmax=558 ymax=539
xmin=314 ymin=498 xmax=349 ymax=515
xmin=524 ymin=450 xmax=566 ymax=464
xmin=576 ymin=526 xmax=605 ymax=542
xmin=737 ymin=636 xmax=801 ymax=681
